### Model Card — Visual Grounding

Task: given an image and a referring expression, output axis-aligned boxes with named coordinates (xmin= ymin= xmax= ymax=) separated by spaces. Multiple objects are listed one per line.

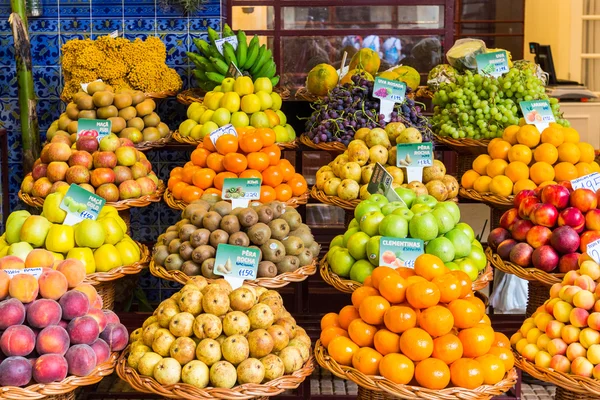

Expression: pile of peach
xmin=0 ymin=250 xmax=128 ymax=387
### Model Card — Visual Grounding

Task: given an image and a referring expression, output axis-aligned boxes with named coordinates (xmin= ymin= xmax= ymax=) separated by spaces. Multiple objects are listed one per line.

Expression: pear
xmin=369 ymin=145 xmax=388 ymax=164
xmin=365 ymin=128 xmax=391 ymax=148
xmin=337 ymin=179 xmax=360 ymax=201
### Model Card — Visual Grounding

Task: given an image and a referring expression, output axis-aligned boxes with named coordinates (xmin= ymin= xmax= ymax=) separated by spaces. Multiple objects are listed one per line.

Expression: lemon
xmin=255 ymin=91 xmax=273 ymax=111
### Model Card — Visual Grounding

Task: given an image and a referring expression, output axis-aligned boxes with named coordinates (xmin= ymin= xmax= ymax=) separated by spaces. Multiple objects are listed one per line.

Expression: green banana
xmin=206 ymin=71 xmax=226 ymax=84
xmin=250 ymin=46 xmax=270 ymax=75
xmin=193 ymin=69 xmax=208 ymax=81
xmin=196 ymin=57 xmax=217 ymax=73
xmin=186 ymin=52 xmax=209 ymax=68
xmin=223 ymin=23 xmax=235 ymax=37
xmin=236 ymin=30 xmax=247 ymax=68
xmin=243 ymin=35 xmax=260 ymax=69
xmin=207 ymin=27 xmax=220 ymax=46
xmin=270 ymin=76 xmax=280 ymax=86
xmin=222 ymin=42 xmax=238 ymax=67
xmin=210 ymin=57 xmax=229 ymax=75
xmin=256 ymin=60 xmax=276 ymax=78
xmin=199 ymin=80 xmax=217 ymax=92
xmin=207 ymin=46 xmax=225 ymax=63
xmin=193 ymin=38 xmax=211 ymax=56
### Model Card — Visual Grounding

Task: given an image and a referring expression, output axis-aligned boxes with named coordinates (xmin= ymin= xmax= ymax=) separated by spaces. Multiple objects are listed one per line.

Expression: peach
xmin=534 ymin=312 xmax=554 ymax=331
xmin=575 ymin=275 xmax=596 ymax=292
xmin=56 ymin=259 xmax=86 ymax=288
xmin=0 ymin=298 xmax=26 ymax=330
xmin=0 ymin=256 xmax=25 ymax=270
xmin=550 ymin=354 xmax=571 ymax=373
xmin=545 ymin=298 xmax=561 ymax=315
xmin=25 ymin=249 xmax=55 ymax=269
xmin=99 ymin=323 xmax=128 ymax=351
xmin=553 ymin=301 xmax=574 ymax=323
xmin=58 ymin=320 xmax=68 ymax=330
xmin=594 ymin=364 xmax=600 ymax=379
xmin=36 ymin=326 xmax=70 ymax=355
xmin=521 ymin=343 xmax=540 ymax=362
xmin=534 ymin=351 xmax=552 ymax=368
xmin=64 ymin=344 xmax=97 ymax=377
xmin=571 ymin=356 xmax=594 ymax=377
xmin=580 ymin=260 xmax=600 ymax=280
xmin=0 ymin=270 xmax=9 ymax=300
xmin=0 ymin=356 xmax=32 ymax=386
xmin=550 ymin=283 xmax=563 ymax=299
xmin=87 ymin=308 xmax=108 ymax=332
xmin=74 ymin=284 xmax=98 ymax=304
xmin=569 ymin=308 xmax=590 ymax=328
xmin=536 ymin=334 xmax=551 ymax=350
xmin=526 ymin=328 xmax=543 ymax=344
xmin=8 ymin=273 xmax=39 ymax=303
xmin=90 ymin=339 xmax=110 ymax=365
xmin=595 ymin=300 xmax=600 ymax=313
xmin=0 ymin=326 xmax=35 ymax=356
xmin=579 ymin=328 xmax=600 ymax=349
xmin=59 ymin=290 xmax=89 ymax=320
xmin=566 ymin=342 xmax=587 ymax=361
xmin=27 ymin=299 xmax=62 ymax=328
xmin=562 ymin=325 xmax=581 ymax=344
xmin=102 ymin=310 xmax=120 ymax=325
xmin=519 ymin=320 xmax=537 ymax=336
xmin=38 ymin=269 xmax=68 ymax=300
xmin=573 ymin=290 xmax=596 ymax=310
xmin=32 ymin=354 xmax=68 ymax=384
xmin=559 ymin=285 xmax=581 ymax=303
xmin=588 ymin=344 xmax=600 ymax=365
xmin=91 ymin=295 xmax=103 ymax=310
xmin=588 ymin=312 xmax=600 ymax=330
xmin=67 ymin=316 xmax=100 ymax=345
xmin=563 ymin=270 xmax=581 ymax=285
xmin=548 ymin=338 xmax=568 ymax=356
xmin=510 ymin=332 xmax=523 ymax=346
xmin=546 ymin=320 xmax=565 ymax=339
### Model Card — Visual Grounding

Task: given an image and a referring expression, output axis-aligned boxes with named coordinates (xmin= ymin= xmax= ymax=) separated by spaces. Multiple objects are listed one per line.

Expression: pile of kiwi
xmin=153 ymin=195 xmax=320 ymax=279
xmin=46 ymin=81 xmax=170 ymax=145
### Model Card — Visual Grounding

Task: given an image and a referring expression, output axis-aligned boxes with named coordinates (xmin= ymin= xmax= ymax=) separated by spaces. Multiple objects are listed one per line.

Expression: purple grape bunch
xmin=304 ymin=74 xmax=432 ymax=146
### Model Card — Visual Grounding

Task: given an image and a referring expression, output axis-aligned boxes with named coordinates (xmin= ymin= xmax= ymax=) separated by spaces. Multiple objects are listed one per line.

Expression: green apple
xmin=410 ymin=204 xmax=431 ymax=216
xmin=472 ymin=240 xmax=483 ymax=250
xmin=366 ymin=235 xmax=382 ymax=266
xmin=445 ymin=228 xmax=471 ymax=258
xmin=204 ymin=92 xmax=224 ymax=111
xmin=329 ymin=248 xmax=355 ymax=278
xmin=408 ymin=214 xmax=439 ymax=241
xmin=270 ymin=92 xmax=282 ymax=111
xmin=467 ymin=246 xmax=487 ymax=271
xmin=274 ymin=125 xmax=288 ymax=143
xmin=348 ymin=219 xmax=359 ymax=230
xmin=394 ymin=187 xmax=416 ymax=208
xmin=455 ymin=222 xmax=476 ymax=242
xmin=350 ymin=260 xmax=375 ymax=283
xmin=359 ymin=211 xmax=385 ymax=237
xmin=74 ymin=219 xmax=106 ymax=249
xmin=354 ymin=201 xmax=380 ymax=221
xmin=199 ymin=109 xmax=215 ymax=124
xmin=221 ymin=77 xmax=236 ymax=92
xmin=392 ymin=207 xmax=414 ymax=221
xmin=187 ymin=102 xmax=204 ymax=119
xmin=284 ymin=124 xmax=296 ymax=141
xmin=188 ymin=105 xmax=207 ymax=122
xmin=330 ymin=235 xmax=344 ymax=248
xmin=212 ymin=108 xmax=232 ymax=126
xmin=378 ymin=215 xmax=408 ymax=238
xmin=434 ymin=201 xmax=461 ymax=225
xmin=200 ymin=121 xmax=219 ymax=138
xmin=5 ymin=210 xmax=31 ymax=244
xmin=457 ymin=258 xmax=479 ymax=281
xmin=327 ymin=246 xmax=342 ymax=264
xmin=231 ymin=111 xmax=249 ymax=128
xmin=8 ymin=242 xmax=33 ymax=260
xmin=381 ymin=201 xmax=406 ymax=216
xmin=369 ymin=194 xmax=389 ymax=208
xmin=446 ymin=261 xmax=459 ymax=271
xmin=255 ymin=91 xmax=273 ymax=110
xmin=431 ymin=208 xmax=455 ymax=234
xmin=254 ymin=77 xmax=273 ymax=94
xmin=347 ymin=232 xmax=370 ymax=260
xmin=179 ymin=119 xmax=198 ymax=137
xmin=275 ymin=110 xmax=287 ymax=125
xmin=342 ymin=228 xmax=359 ymax=247
xmin=415 ymin=194 xmax=438 ymax=208
xmin=425 ymin=237 xmax=455 ymax=263
xmin=250 ymin=112 xmax=270 ymax=128
xmin=190 ymin=124 xmax=204 ymax=140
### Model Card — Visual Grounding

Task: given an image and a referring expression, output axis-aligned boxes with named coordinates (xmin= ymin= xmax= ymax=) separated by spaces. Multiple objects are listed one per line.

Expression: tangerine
xmin=259 ymin=185 xmax=277 ymax=202
xmin=488 ymin=140 xmax=511 ymax=160
xmin=418 ymin=305 xmax=454 ymax=337
xmin=288 ymin=174 xmax=308 ymax=196
xmin=263 ymin=144 xmax=281 ymax=165
xmin=450 ymin=270 xmax=473 ymax=298
xmin=321 ymin=312 xmax=340 ymax=330
xmin=223 ymin=153 xmax=248 ymax=174
xmin=458 ymin=327 xmax=494 ymax=358
xmin=203 ymin=135 xmax=216 ymax=152
xmin=168 ymin=177 xmax=182 ymax=191
xmin=448 ymin=299 xmax=482 ymax=329
xmin=396 ymin=267 xmax=416 ymax=279
xmin=320 ymin=326 xmax=348 ymax=347
xmin=239 ymin=133 xmax=263 ymax=153
xmin=191 ymin=148 xmax=210 ymax=167
xmin=348 ymin=318 xmax=376 ymax=347
xmin=239 ymin=169 xmax=262 ymax=179
xmin=465 ymin=296 xmax=487 ymax=315
xmin=274 ymin=184 xmax=293 ymax=201
xmin=213 ymin=172 xmax=238 ymax=190
xmin=461 ymin=170 xmax=481 ymax=189
xmin=351 ymin=286 xmax=379 ymax=309
xmin=486 ymin=159 xmax=508 ymax=178
xmin=487 ymin=346 xmax=515 ymax=370
xmin=172 ymin=181 xmax=189 ymax=199
xmin=450 ymin=358 xmax=484 ymax=389
xmin=384 ymin=305 xmax=416 ymax=333
xmin=182 ymin=165 xmax=199 ymax=184
xmin=406 ymin=281 xmax=440 ymax=309
xmin=206 ymin=153 xmax=225 ymax=173
xmin=277 ymin=159 xmax=295 ymax=182
xmin=414 ymin=254 xmax=448 ymax=281
xmin=352 ymin=347 xmax=383 ymax=375
xmin=256 ymin=128 xmax=276 ymax=146
xmin=328 ymin=336 xmax=359 ymax=366
xmin=359 ymin=295 xmax=390 ymax=325
xmin=475 ymin=354 xmax=506 ymax=385
xmin=415 ymin=358 xmax=450 ymax=389
xmin=373 ymin=329 xmax=400 ymax=355
xmin=338 ymin=305 xmax=360 ymax=330
xmin=181 ymin=185 xmax=203 ymax=203
xmin=378 ymin=274 xmax=406 ymax=304
xmin=192 ymin=168 xmax=217 ymax=190
xmin=431 ymin=274 xmax=461 ymax=303
xmin=379 ymin=353 xmax=414 ymax=384
xmin=247 ymin=152 xmax=270 ymax=171
xmin=215 ymin=134 xmax=238 ymax=155
xmin=170 ymin=167 xmax=184 ymax=180
xmin=262 ymin=165 xmax=283 ymax=187
xmin=505 ymin=161 xmax=529 ymax=183
xmin=370 ymin=266 xmax=398 ymax=289
xmin=400 ymin=328 xmax=433 ymax=361
xmin=473 ymin=155 xmax=492 ymax=175
xmin=432 ymin=333 xmax=464 ymax=364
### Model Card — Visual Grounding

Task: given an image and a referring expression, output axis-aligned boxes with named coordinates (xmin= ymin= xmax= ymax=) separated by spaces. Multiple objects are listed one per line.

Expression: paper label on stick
xmin=396 ymin=142 xmax=433 ymax=182
xmin=226 ymin=62 xmax=243 ymax=78
xmin=367 ymin=163 xmax=405 ymax=204
xmin=209 ymin=124 xmax=237 ymax=145
xmin=587 ymin=239 xmax=600 ymax=264
xmin=378 ymin=237 xmax=423 ymax=269
xmin=373 ymin=77 xmax=406 ymax=122
xmin=80 ymin=79 xmax=103 ymax=94
xmin=519 ymin=100 xmax=555 ymax=132
xmin=215 ymin=36 xmax=238 ymax=55
xmin=3 ymin=268 xmax=43 ymax=279
xmin=476 ymin=50 xmax=509 ymax=77
xmin=60 ymin=184 xmax=106 ymax=226
xmin=213 ymin=244 xmax=260 ymax=289
xmin=222 ymin=178 xmax=261 ymax=209
xmin=571 ymin=173 xmax=600 ymax=191
xmin=77 ymin=118 xmax=112 ymax=143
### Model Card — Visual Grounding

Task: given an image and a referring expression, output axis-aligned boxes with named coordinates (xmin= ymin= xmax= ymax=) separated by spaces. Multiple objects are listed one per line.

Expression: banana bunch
xmin=187 ymin=24 xmax=280 ymax=92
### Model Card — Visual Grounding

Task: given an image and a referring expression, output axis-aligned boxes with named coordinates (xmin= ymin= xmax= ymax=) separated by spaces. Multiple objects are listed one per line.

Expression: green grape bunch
xmin=432 ymin=67 xmax=569 ymax=140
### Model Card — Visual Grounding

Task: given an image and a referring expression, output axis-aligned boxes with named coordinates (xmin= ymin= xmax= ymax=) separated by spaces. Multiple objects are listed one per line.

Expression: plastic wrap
xmin=489 ymin=271 xmax=528 ymax=314
xmin=427 ymin=64 xmax=457 ymax=91
xmin=446 ymin=38 xmax=487 ymax=71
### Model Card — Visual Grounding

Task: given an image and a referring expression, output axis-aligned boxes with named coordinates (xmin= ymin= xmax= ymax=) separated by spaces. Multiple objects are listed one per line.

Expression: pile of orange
xmin=168 ymin=127 xmax=308 ymax=203
xmin=462 ymin=123 xmax=599 ymax=197
xmin=320 ymin=254 xmax=514 ymax=390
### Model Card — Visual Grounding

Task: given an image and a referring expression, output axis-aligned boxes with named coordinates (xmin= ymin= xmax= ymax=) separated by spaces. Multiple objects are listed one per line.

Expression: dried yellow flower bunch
xmin=61 ymin=35 xmax=183 ymax=101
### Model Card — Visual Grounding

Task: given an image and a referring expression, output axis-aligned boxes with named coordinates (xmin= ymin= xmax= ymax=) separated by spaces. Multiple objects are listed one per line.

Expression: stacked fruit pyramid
xmin=117 ymin=277 xmax=313 ymax=395
xmin=166 ymin=128 xmax=308 ymax=207
xmin=315 ymin=257 xmax=516 ymax=396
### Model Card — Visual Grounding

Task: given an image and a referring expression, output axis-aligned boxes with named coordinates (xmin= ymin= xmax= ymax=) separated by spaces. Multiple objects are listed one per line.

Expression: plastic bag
xmin=427 ymin=64 xmax=458 ymax=91
xmin=489 ymin=271 xmax=528 ymax=314
xmin=446 ymin=38 xmax=486 ymax=71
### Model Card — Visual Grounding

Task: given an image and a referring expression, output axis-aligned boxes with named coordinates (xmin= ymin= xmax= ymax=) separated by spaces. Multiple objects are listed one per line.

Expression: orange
xmin=554 ymin=162 xmax=578 ymax=182
xmin=256 ymin=128 xmax=276 ymax=146
xmin=239 ymin=133 xmax=263 ymax=153
xmin=259 ymin=185 xmax=277 ymax=203
xmin=516 ymin=125 xmax=541 ymax=148
xmin=384 ymin=306 xmax=417 ymax=333
xmin=505 ymin=162 xmax=529 ymax=183
xmin=327 ymin=336 xmax=359 ymax=366
xmin=578 ymin=142 xmax=596 ymax=163
xmin=373 ymin=329 xmax=400 ymax=355
xmin=168 ymin=177 xmax=182 ymax=191
xmin=170 ymin=167 xmax=184 ymax=180
xmin=450 ymin=270 xmax=472 ymax=298
xmin=351 ymin=286 xmax=380 ymax=309
xmin=465 ymin=296 xmax=487 ymax=315
xmin=378 ymin=274 xmax=406 ymax=304
xmin=172 ymin=181 xmax=189 ymax=199
xmin=239 ymin=169 xmax=262 ymax=179
xmin=370 ymin=266 xmax=398 ymax=289
xmin=352 ymin=347 xmax=383 ymax=375
xmin=473 ymin=176 xmax=493 ymax=193
xmin=489 ymin=175 xmax=513 ymax=197
xmin=347 ymin=318 xmax=376 ymax=347
xmin=262 ymin=144 xmax=281 ymax=165
xmin=396 ymin=267 xmax=416 ymax=279
xmin=203 ymin=135 xmax=216 ymax=152
xmin=508 ymin=144 xmax=532 ymax=164
xmin=191 ymin=148 xmax=210 ymax=167
xmin=363 ymin=276 xmax=373 ymax=287
xmin=406 ymin=275 xmax=427 ymax=286
xmin=513 ymin=179 xmax=537 ymax=194
xmin=181 ymin=185 xmax=203 ymax=203
xmin=262 ymin=165 xmax=283 ymax=187
xmin=458 ymin=327 xmax=493 ymax=358
xmin=472 ymin=155 xmax=492 ymax=175
xmin=418 ymin=305 xmax=454 ymax=337
xmin=321 ymin=312 xmax=340 ymax=330
xmin=502 ymin=125 xmax=520 ymax=145
xmin=277 ymin=159 xmax=295 ymax=182
xmin=414 ymin=254 xmax=448 ymax=281
xmin=487 ymin=140 xmax=511 ymax=160
xmin=400 ymin=328 xmax=433 ymax=361
xmin=450 ymin=358 xmax=484 ymax=389
xmin=541 ymin=125 xmax=565 ymax=147
xmin=206 ymin=153 xmax=225 ymax=173
xmin=529 ymin=162 xmax=555 ymax=185
xmin=359 ymin=295 xmax=390 ymax=325
xmin=215 ymin=134 xmax=238 ymax=155
xmin=461 ymin=170 xmax=480 ymax=189
xmin=415 ymin=358 xmax=450 ymax=389
xmin=247 ymin=152 xmax=270 ymax=171
xmin=288 ymin=174 xmax=308 ymax=196
xmin=576 ymin=162 xmax=593 ymax=177
xmin=379 ymin=353 xmax=414 ymax=384
xmin=486 ymin=159 xmax=508 ymax=178
xmin=274 ymin=184 xmax=293 ymax=201
xmin=557 ymin=142 xmax=581 ymax=164
xmin=480 ymin=314 xmax=492 ymax=325
xmin=492 ymin=333 xmax=511 ymax=348
xmin=447 ymin=299 xmax=482 ymax=329
xmin=192 ymin=168 xmax=216 ymax=190
xmin=213 ymin=171 xmax=238 ymax=190
xmin=563 ymin=127 xmax=580 ymax=143
xmin=431 ymin=274 xmax=461 ymax=303
xmin=182 ymin=165 xmax=199 ymax=184
xmin=432 ymin=334 xmax=463 ymax=364
xmin=487 ymin=346 xmax=515 ymax=370
xmin=338 ymin=305 xmax=361 ymax=330
xmin=406 ymin=281 xmax=440 ymax=309
xmin=534 ymin=143 xmax=559 ymax=164
xmin=475 ymin=354 xmax=506 ymax=385
xmin=320 ymin=326 xmax=348 ymax=347
xmin=223 ymin=153 xmax=248 ymax=174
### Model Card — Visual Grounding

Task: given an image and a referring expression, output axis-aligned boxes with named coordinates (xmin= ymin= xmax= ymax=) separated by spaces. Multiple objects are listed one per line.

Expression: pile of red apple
xmin=488 ymin=183 xmax=600 ymax=273
xmin=20 ymin=133 xmax=161 ymax=202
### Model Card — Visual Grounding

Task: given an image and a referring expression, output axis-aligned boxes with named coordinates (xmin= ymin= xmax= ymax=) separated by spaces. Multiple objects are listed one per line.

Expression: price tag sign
xmin=378 ymin=237 xmax=424 ymax=269
xmin=210 ymin=124 xmax=237 ymax=145
xmin=60 ymin=184 xmax=106 ymax=226
xmin=226 ymin=62 xmax=243 ymax=78
xmin=571 ymin=173 xmax=600 ymax=191
xmin=587 ymin=239 xmax=600 ymax=264
xmin=109 ymin=30 xmax=119 ymax=38
xmin=367 ymin=163 xmax=405 ymax=205
xmin=222 ymin=178 xmax=261 ymax=209
xmin=476 ymin=50 xmax=509 ymax=77
xmin=372 ymin=77 xmax=406 ymax=122
xmin=77 ymin=118 xmax=112 ymax=143
xmin=215 ymin=36 xmax=238 ymax=55
xmin=396 ymin=142 xmax=433 ymax=182
xmin=80 ymin=79 xmax=103 ymax=94
xmin=519 ymin=100 xmax=556 ymax=132
xmin=214 ymin=244 xmax=260 ymax=289
xmin=3 ymin=268 xmax=43 ymax=279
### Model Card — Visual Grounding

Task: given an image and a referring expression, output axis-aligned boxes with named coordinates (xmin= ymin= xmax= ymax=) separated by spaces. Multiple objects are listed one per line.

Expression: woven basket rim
xmin=310 ymin=186 xmax=360 ymax=211
xmin=315 ymin=340 xmax=517 ymax=400
xmin=486 ymin=247 xmax=563 ymax=286
xmin=116 ymin=346 xmax=314 ymax=400
xmin=459 ymin=187 xmax=514 ymax=209
xmin=134 ymin=131 xmax=173 ymax=151
xmin=299 ymin=135 xmax=347 ymax=152
xmin=176 ymin=88 xmax=206 ymax=105
xmin=144 ymin=90 xmax=178 ymax=99
xmin=83 ymin=241 xmax=149 ymax=285
xmin=294 ymin=87 xmax=323 ymax=102
xmin=0 ymin=352 xmax=118 ymax=400
xmin=172 ymin=130 xmax=298 ymax=149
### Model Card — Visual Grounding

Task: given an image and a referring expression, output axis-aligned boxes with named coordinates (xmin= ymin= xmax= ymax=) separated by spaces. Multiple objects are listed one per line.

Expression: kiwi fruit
xmin=190 ymin=228 xmax=210 ymax=247
xmin=97 ymin=105 xmax=118 ymax=119
xmin=201 ymin=193 xmax=221 ymax=205
xmin=183 ymin=203 xmax=208 ymax=220
xmin=257 ymin=261 xmax=277 ymax=278
xmin=108 ymin=117 xmax=126 ymax=133
xmin=118 ymin=106 xmax=137 ymax=121
xmin=179 ymin=241 xmax=194 ymax=261
xmin=291 ymin=229 xmax=314 ymax=248
xmin=58 ymin=115 xmax=72 ymax=131
xmin=153 ymin=245 xmax=170 ymax=266
xmin=176 ymin=219 xmax=191 ymax=229
xmin=237 ymin=207 xmax=259 ymax=228
xmin=66 ymin=103 xmax=79 ymax=119
xmin=127 ymin=117 xmax=145 ymax=130
xmin=220 ymin=215 xmax=240 ymax=235
xmin=166 ymin=225 xmax=178 ymax=233
xmin=268 ymin=201 xmax=285 ymax=218
xmin=209 ymin=229 xmax=229 ymax=247
xmin=282 ymin=236 xmax=304 ymax=256
xmin=67 ymin=120 xmax=79 ymax=134
xmin=255 ymin=205 xmax=274 ymax=224
xmin=157 ymin=122 xmax=170 ymax=137
xmin=92 ymin=91 xmax=114 ymax=108
xmin=247 ymin=223 xmax=271 ymax=245
xmin=212 ymin=201 xmax=232 ymax=217
xmin=192 ymin=245 xmax=215 ymax=265
xmin=201 ymin=258 xmax=218 ymax=279
xmin=178 ymin=224 xmax=197 ymax=242
xmin=181 ymin=260 xmax=202 ymax=276
xmin=113 ymin=93 xmax=133 ymax=109
xmin=260 ymin=239 xmax=285 ymax=263
xmin=202 ymin=211 xmax=222 ymax=232
xmin=190 ymin=199 xmax=211 ymax=211
xmin=78 ymin=109 xmax=97 ymax=120
xmin=298 ymin=249 xmax=313 ymax=266
xmin=136 ymin=99 xmax=156 ymax=117
xmin=167 ymin=238 xmax=182 ymax=254
xmin=143 ymin=112 xmax=160 ymax=127
xmin=229 ymin=231 xmax=250 ymax=247
xmin=308 ymin=242 xmax=321 ymax=258
xmin=162 ymin=231 xmax=179 ymax=245
xmin=268 ymin=219 xmax=290 ymax=241
xmin=157 ymin=233 xmax=166 ymax=244
xmin=131 ymin=90 xmax=146 ymax=106
xmin=276 ymin=256 xmax=299 ymax=273
xmin=143 ymin=128 xmax=161 ymax=142
xmin=190 ymin=208 xmax=208 ymax=227
xmin=164 ymin=253 xmax=184 ymax=271
xmin=249 ymin=246 xmax=262 ymax=262
xmin=281 ymin=210 xmax=302 ymax=231
xmin=87 ymin=81 xmax=107 ymax=94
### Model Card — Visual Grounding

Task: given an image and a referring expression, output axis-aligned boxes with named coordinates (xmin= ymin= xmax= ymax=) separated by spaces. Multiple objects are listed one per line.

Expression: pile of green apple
xmin=327 ymin=191 xmax=488 ymax=282
xmin=178 ymin=76 xmax=296 ymax=143
xmin=0 ymin=192 xmax=141 ymax=273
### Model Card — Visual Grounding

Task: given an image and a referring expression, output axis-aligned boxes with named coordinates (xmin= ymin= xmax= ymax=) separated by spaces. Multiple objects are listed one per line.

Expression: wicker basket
xmin=150 ymin=258 xmax=317 ymax=289
xmin=176 ymin=88 xmax=206 ymax=105
xmin=457 ymin=154 xmax=478 ymax=180
xmin=83 ymin=241 xmax=150 ymax=310
xmin=320 ymin=252 xmax=493 ymax=294
xmin=295 ymin=87 xmax=322 ymax=102
xmin=315 ymin=340 xmax=517 ymax=400
xmin=459 ymin=187 xmax=514 ymax=209
xmin=145 ymin=90 xmax=177 ymax=99
xmin=526 ymin=280 xmax=551 ymax=317
xmin=433 ymin=135 xmax=491 ymax=155
xmin=134 ymin=132 xmax=172 ymax=151
xmin=299 ymin=135 xmax=347 ymax=152
xmin=310 ymin=186 xmax=360 ymax=211
xmin=486 ymin=247 xmax=563 ymax=286
xmin=0 ymin=352 xmax=118 ymax=400
xmin=116 ymin=345 xmax=314 ymax=400
xmin=172 ymin=130 xmax=299 ymax=150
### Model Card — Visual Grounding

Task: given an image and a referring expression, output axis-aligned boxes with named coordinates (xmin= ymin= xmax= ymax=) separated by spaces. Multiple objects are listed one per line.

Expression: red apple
xmin=541 ymin=185 xmax=571 ymax=210
xmin=532 ymin=203 xmax=559 ymax=227
xmin=66 ymin=165 xmax=90 ymax=184
xmin=514 ymin=189 xmax=537 ymax=209
xmin=500 ymin=208 xmax=520 ymax=230
xmin=510 ymin=219 xmax=534 ymax=241
xmin=46 ymin=161 xmax=69 ymax=183
xmin=570 ymin=188 xmax=598 ymax=213
xmin=118 ymin=180 xmax=141 ymax=200
xmin=93 ymin=152 xmax=118 ymax=169
xmin=559 ymin=253 xmax=581 ymax=273
xmin=90 ymin=168 xmax=116 ymax=187
xmin=510 ymin=242 xmax=534 ymax=267
xmin=76 ymin=136 xmax=99 ymax=153
xmin=40 ymin=144 xmax=51 ymax=164
xmin=136 ymin=177 xmax=157 ymax=196
xmin=519 ymin=196 xmax=541 ymax=220
xmin=532 ymin=245 xmax=560 ymax=272
xmin=68 ymin=150 xmax=93 ymax=169
xmin=113 ymin=166 xmax=133 ymax=185
xmin=580 ymin=231 xmax=600 ymax=253
xmin=95 ymin=183 xmax=120 ymax=202
xmin=119 ymin=138 xmax=135 ymax=147
xmin=558 ymin=207 xmax=586 ymax=233
xmin=550 ymin=226 xmax=581 ymax=254
xmin=79 ymin=183 xmax=95 ymax=193
xmin=488 ymin=227 xmax=511 ymax=251
xmin=32 ymin=163 xmax=48 ymax=180
xmin=586 ymin=209 xmax=600 ymax=231
xmin=497 ymin=239 xmax=518 ymax=260
xmin=560 ymin=181 xmax=574 ymax=192
xmin=526 ymin=226 xmax=553 ymax=248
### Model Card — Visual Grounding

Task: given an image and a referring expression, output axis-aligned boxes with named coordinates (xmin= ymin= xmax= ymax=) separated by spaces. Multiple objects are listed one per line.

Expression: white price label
xmin=215 ymin=36 xmax=238 ymax=55
xmin=3 ymin=268 xmax=43 ymax=279
xmin=587 ymin=239 xmax=600 ymax=264
xmin=210 ymin=124 xmax=237 ymax=145
xmin=571 ymin=173 xmax=600 ymax=192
